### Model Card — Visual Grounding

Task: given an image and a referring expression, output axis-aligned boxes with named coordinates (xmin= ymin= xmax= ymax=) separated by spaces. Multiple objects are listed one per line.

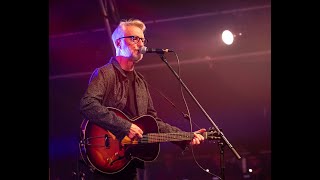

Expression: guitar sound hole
xmin=105 ymin=135 xmax=110 ymax=148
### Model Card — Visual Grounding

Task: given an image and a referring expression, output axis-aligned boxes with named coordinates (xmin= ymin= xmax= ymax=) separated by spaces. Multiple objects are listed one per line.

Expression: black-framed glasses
xmin=117 ymin=36 xmax=148 ymax=45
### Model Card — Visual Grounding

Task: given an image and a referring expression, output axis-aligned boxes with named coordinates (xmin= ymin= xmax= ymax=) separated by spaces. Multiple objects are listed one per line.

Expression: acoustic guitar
xmin=79 ymin=107 xmax=219 ymax=174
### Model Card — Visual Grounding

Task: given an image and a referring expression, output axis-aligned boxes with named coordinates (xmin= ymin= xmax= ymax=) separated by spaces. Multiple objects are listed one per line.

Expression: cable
xmin=173 ymin=51 xmax=222 ymax=180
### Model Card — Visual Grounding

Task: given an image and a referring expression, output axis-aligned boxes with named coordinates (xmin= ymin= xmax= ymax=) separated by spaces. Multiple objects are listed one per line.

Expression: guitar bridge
xmin=108 ymin=152 xmax=125 ymax=166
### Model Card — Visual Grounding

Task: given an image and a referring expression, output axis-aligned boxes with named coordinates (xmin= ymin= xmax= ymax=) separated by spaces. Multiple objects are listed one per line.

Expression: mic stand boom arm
xmin=158 ymin=53 xmax=241 ymax=178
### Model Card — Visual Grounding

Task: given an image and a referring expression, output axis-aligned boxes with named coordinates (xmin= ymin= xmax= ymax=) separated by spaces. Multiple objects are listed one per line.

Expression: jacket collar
xmin=109 ymin=57 xmax=139 ymax=78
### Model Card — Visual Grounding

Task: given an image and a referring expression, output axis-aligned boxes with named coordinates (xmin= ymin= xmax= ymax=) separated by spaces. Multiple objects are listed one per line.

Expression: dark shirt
xmin=123 ymin=70 xmax=138 ymax=118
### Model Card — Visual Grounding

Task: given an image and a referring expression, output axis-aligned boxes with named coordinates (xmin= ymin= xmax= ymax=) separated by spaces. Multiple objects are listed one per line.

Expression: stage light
xmin=221 ymin=30 xmax=234 ymax=45
xmin=221 ymin=29 xmax=243 ymax=46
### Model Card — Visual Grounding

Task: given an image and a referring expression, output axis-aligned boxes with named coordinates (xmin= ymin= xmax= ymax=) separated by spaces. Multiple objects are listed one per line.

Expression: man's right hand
xmin=128 ymin=123 xmax=143 ymax=139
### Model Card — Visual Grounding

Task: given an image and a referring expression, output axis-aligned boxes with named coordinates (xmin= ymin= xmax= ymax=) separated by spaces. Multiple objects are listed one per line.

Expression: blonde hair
xmin=111 ymin=19 xmax=146 ymax=47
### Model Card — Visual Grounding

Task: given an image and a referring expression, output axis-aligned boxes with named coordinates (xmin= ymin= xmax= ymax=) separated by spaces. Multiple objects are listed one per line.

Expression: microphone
xmin=139 ymin=46 xmax=173 ymax=54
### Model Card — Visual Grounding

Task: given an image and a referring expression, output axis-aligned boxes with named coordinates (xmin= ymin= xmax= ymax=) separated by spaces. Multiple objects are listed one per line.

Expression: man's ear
xmin=115 ymin=39 xmax=121 ymax=48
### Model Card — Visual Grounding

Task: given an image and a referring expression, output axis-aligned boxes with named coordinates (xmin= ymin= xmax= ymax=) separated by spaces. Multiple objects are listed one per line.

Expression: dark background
xmin=49 ymin=0 xmax=271 ymax=179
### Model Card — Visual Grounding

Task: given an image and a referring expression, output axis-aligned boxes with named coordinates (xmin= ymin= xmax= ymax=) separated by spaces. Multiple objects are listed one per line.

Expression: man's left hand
xmin=190 ymin=128 xmax=206 ymax=145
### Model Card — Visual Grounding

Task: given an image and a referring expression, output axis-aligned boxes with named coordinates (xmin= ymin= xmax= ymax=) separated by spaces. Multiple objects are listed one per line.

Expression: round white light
xmin=222 ymin=30 xmax=234 ymax=45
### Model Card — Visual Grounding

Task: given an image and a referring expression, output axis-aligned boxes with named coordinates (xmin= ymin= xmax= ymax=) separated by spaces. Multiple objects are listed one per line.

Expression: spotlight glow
xmin=222 ymin=30 xmax=234 ymax=45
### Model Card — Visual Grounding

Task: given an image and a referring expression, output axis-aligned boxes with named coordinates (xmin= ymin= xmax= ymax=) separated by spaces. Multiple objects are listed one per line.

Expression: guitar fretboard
xmin=139 ymin=132 xmax=210 ymax=143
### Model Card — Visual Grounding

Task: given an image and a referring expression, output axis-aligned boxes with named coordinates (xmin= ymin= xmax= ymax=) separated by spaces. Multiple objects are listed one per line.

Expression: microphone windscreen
xmin=139 ymin=46 xmax=148 ymax=54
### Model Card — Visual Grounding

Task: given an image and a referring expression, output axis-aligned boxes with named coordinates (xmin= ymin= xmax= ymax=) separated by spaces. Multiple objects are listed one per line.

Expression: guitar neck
xmin=139 ymin=132 xmax=210 ymax=143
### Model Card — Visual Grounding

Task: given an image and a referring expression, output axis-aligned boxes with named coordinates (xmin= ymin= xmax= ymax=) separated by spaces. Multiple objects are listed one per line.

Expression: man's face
xmin=118 ymin=26 xmax=146 ymax=63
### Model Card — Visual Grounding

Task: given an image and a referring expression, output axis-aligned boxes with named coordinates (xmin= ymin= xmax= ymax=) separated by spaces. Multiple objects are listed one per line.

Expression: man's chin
xmin=133 ymin=55 xmax=143 ymax=63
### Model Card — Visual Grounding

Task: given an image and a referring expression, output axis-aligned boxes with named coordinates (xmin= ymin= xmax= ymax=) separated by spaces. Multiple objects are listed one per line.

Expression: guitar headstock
xmin=206 ymin=127 xmax=221 ymax=140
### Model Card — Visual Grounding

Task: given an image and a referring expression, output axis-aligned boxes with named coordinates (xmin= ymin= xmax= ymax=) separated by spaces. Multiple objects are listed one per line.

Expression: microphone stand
xmin=157 ymin=53 xmax=241 ymax=180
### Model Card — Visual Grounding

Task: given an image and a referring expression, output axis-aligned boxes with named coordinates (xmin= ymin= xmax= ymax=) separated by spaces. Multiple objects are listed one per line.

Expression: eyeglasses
xmin=117 ymin=36 xmax=148 ymax=45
